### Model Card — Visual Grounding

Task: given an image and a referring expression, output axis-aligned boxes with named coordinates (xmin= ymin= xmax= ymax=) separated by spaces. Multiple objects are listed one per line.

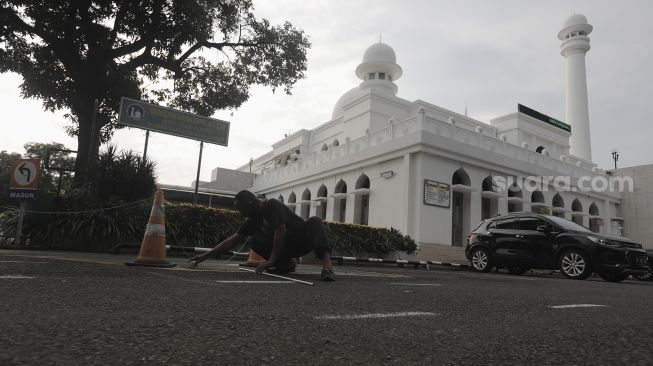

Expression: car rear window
xmin=472 ymin=220 xmax=488 ymax=232
xmin=488 ymin=218 xmax=514 ymax=230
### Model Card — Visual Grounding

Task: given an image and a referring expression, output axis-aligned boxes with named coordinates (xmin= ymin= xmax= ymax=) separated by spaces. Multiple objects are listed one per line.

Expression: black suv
xmin=464 ymin=213 xmax=649 ymax=282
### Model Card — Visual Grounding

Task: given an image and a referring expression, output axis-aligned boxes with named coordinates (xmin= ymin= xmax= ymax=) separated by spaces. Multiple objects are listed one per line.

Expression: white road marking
xmin=215 ymin=280 xmax=293 ymax=284
xmin=388 ymin=282 xmax=443 ymax=287
xmin=0 ymin=275 xmax=35 ymax=279
xmin=315 ymin=311 xmax=438 ymax=320
xmin=0 ymin=261 xmax=49 ymax=264
xmin=549 ymin=304 xmax=607 ymax=309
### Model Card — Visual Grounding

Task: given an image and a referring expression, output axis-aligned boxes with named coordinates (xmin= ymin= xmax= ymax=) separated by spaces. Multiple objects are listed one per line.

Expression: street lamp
xmin=611 ymin=149 xmax=619 ymax=170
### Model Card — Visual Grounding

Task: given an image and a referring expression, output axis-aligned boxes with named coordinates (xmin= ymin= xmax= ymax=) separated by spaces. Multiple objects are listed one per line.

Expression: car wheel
xmin=470 ymin=247 xmax=492 ymax=272
xmin=598 ymin=272 xmax=629 ymax=282
xmin=635 ymin=271 xmax=652 ymax=281
xmin=558 ymin=249 xmax=592 ymax=280
xmin=507 ymin=266 xmax=529 ymax=275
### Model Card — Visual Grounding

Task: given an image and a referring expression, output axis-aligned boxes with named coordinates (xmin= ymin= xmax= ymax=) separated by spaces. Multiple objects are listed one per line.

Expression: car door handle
xmin=515 ymin=235 xmax=524 ymax=238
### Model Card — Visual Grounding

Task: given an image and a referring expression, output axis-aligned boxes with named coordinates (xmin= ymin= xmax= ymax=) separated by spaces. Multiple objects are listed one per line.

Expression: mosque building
xmin=205 ymin=14 xmax=630 ymax=249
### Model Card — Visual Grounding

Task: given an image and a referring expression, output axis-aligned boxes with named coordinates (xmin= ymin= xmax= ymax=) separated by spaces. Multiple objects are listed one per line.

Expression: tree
xmin=23 ymin=142 xmax=76 ymax=193
xmin=0 ymin=150 xmax=21 ymax=175
xmin=0 ymin=1 xmax=310 ymax=184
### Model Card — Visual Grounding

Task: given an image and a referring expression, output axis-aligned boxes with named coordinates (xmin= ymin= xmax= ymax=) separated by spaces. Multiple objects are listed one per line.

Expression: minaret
xmin=355 ymin=42 xmax=402 ymax=96
xmin=558 ymin=14 xmax=593 ymax=162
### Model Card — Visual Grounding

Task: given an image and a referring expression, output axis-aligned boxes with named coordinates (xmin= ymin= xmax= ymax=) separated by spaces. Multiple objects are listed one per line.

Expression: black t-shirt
xmin=237 ymin=198 xmax=305 ymax=242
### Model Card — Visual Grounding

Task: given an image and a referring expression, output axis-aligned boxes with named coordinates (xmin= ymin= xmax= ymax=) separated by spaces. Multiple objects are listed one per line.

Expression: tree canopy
xmin=0 ymin=0 xmax=310 ymax=183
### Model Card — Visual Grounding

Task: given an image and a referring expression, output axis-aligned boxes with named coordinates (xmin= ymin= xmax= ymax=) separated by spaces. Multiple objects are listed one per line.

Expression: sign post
xmin=118 ymin=98 xmax=230 ymax=204
xmin=8 ymin=159 xmax=41 ymax=245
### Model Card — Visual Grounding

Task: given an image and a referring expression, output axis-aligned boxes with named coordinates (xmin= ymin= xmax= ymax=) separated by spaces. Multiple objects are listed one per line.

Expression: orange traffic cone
xmin=239 ymin=249 xmax=265 ymax=267
xmin=126 ymin=190 xmax=176 ymax=268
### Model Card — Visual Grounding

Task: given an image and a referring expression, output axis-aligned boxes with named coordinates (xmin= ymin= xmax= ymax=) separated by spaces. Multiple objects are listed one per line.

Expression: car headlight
xmin=588 ymin=236 xmax=620 ymax=247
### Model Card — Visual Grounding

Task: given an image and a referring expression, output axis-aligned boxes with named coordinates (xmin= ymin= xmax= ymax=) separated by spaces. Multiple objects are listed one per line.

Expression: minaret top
xmin=558 ymin=13 xmax=593 ymax=41
xmin=355 ymin=42 xmax=403 ymax=85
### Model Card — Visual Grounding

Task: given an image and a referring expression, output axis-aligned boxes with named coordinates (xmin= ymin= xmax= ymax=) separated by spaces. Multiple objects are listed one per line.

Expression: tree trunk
xmin=73 ymin=98 xmax=99 ymax=186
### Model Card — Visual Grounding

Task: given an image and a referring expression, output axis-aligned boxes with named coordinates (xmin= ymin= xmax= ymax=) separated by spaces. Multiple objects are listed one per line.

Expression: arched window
xmin=572 ymin=199 xmax=583 ymax=212
xmin=316 ymin=184 xmax=328 ymax=220
xmin=552 ymin=193 xmax=564 ymax=208
xmin=451 ymin=168 xmax=471 ymax=247
xmin=589 ymin=202 xmax=600 ymax=232
xmin=333 ymin=139 xmax=340 ymax=147
xmin=481 ymin=175 xmax=498 ymax=219
xmin=278 ymin=195 xmax=284 ymax=203
xmin=531 ymin=191 xmax=545 ymax=204
xmin=452 ymin=168 xmax=471 ymax=186
xmin=552 ymin=193 xmax=565 ymax=218
xmin=335 ymin=180 xmax=347 ymax=194
xmin=508 ymin=183 xmax=522 ymax=198
xmin=507 ymin=182 xmax=523 ymax=213
xmin=334 ymin=180 xmax=347 ymax=223
xmin=589 ymin=203 xmax=599 ymax=216
xmin=482 ymin=176 xmax=496 ymax=192
xmin=288 ymin=192 xmax=296 ymax=204
xmin=300 ymin=188 xmax=311 ymax=220
xmin=355 ymin=174 xmax=370 ymax=189
xmin=354 ymin=174 xmax=371 ymax=225
xmin=321 ymin=144 xmax=328 ymax=151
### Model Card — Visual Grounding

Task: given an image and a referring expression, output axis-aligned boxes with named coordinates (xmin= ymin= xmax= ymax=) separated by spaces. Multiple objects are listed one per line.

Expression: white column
xmin=470 ymin=191 xmax=482 ymax=228
xmin=401 ymin=153 xmax=412 ymax=235
xmin=345 ymin=194 xmax=355 ymax=224
xmin=325 ymin=198 xmax=335 ymax=221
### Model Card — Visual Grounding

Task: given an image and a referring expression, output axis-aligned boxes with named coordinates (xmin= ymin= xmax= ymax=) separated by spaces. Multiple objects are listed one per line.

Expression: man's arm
xmin=188 ymin=233 xmax=246 ymax=265
xmin=255 ymin=223 xmax=286 ymax=273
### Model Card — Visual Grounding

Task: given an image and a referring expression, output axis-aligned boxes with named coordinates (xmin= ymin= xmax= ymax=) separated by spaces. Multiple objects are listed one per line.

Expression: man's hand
xmin=187 ymin=253 xmax=208 ymax=267
xmin=255 ymin=260 xmax=274 ymax=274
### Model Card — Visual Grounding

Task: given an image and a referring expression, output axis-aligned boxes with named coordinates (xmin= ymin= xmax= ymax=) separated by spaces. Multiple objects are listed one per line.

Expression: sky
xmin=1 ymin=0 xmax=651 ymax=186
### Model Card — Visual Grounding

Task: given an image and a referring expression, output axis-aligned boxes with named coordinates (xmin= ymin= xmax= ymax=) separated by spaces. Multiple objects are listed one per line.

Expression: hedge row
xmin=0 ymin=203 xmax=417 ymax=256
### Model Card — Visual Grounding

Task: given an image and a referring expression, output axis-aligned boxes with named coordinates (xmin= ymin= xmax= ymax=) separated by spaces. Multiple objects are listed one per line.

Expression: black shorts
xmin=250 ymin=217 xmax=330 ymax=260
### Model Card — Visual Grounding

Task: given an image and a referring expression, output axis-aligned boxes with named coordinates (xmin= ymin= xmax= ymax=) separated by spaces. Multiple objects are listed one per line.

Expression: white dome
xmin=563 ymin=13 xmax=588 ymax=28
xmin=331 ymin=87 xmax=366 ymax=120
xmin=362 ymin=42 xmax=397 ymax=64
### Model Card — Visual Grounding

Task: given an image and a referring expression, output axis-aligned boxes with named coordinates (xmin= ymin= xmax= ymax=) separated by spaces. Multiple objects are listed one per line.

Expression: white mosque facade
xmin=218 ymin=14 xmax=626 ymax=247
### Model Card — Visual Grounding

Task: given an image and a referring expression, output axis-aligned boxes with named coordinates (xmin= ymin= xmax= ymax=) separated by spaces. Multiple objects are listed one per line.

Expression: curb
xmin=112 ymin=243 xmax=469 ymax=270
xmin=331 ymin=256 xmax=469 ymax=270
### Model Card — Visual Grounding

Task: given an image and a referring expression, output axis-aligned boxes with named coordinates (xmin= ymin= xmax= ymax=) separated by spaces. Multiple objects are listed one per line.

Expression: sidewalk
xmin=416 ymin=244 xmax=468 ymax=265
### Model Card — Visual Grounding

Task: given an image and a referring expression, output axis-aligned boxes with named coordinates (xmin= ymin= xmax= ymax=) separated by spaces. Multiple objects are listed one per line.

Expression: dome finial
xmin=379 ymin=33 xmax=382 ymax=43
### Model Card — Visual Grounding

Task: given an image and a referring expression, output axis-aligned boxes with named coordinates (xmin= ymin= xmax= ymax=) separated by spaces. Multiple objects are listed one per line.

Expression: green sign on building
xmin=118 ymin=97 xmax=230 ymax=146
xmin=518 ymin=104 xmax=571 ymax=133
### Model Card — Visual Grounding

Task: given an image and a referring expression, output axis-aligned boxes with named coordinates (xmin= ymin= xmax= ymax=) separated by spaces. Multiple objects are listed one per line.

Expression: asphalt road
xmin=1 ymin=250 xmax=653 ymax=365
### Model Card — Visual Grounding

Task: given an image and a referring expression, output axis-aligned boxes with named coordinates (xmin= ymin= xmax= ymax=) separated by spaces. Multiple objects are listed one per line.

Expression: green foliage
xmin=23 ymin=141 xmax=75 ymax=193
xmin=0 ymin=150 xmax=22 ymax=174
xmin=0 ymin=1 xmax=310 ymax=183
xmin=92 ymin=145 xmax=157 ymax=203
xmin=165 ymin=204 xmax=242 ymax=247
xmin=325 ymin=222 xmax=418 ymax=256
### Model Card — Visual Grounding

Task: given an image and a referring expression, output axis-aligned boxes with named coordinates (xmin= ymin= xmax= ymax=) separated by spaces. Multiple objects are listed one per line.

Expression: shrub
xmin=1 ymin=201 xmax=417 ymax=256
xmin=325 ymin=222 xmax=417 ymax=256
xmin=92 ymin=145 xmax=157 ymax=203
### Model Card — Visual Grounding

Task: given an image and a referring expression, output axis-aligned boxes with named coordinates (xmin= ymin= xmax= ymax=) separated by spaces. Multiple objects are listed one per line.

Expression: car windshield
xmin=545 ymin=215 xmax=593 ymax=233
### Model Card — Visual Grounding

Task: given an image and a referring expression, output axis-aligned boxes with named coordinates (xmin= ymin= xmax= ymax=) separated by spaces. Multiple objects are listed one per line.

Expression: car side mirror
xmin=536 ymin=225 xmax=549 ymax=233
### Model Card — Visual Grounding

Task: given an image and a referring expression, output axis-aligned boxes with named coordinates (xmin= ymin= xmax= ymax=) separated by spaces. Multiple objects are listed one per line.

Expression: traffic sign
xmin=10 ymin=159 xmax=40 ymax=190
xmin=9 ymin=159 xmax=40 ymax=201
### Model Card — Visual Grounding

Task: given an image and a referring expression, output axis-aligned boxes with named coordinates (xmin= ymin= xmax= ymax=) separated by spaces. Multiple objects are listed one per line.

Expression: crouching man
xmin=188 ymin=190 xmax=335 ymax=281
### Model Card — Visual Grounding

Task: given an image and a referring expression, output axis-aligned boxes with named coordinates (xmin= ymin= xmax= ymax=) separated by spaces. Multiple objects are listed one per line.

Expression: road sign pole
xmin=143 ymin=130 xmax=150 ymax=163
xmin=193 ymin=141 xmax=204 ymax=205
xmin=15 ymin=201 xmax=26 ymax=246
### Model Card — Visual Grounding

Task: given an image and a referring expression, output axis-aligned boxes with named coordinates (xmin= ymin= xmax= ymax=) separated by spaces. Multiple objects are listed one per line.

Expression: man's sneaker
xmin=267 ymin=259 xmax=296 ymax=274
xmin=320 ymin=267 xmax=336 ymax=281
